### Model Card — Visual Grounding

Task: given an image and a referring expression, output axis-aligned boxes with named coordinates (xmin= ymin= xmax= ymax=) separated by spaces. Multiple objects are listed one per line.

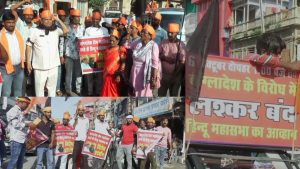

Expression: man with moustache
xmin=11 ymin=0 xmax=37 ymax=96
xmin=158 ymin=23 xmax=186 ymax=96
xmin=84 ymin=9 xmax=109 ymax=37
xmin=72 ymin=104 xmax=89 ymax=169
xmin=155 ymin=118 xmax=172 ymax=169
xmin=84 ymin=9 xmax=109 ymax=95
xmin=64 ymin=9 xmax=84 ymax=96
xmin=0 ymin=12 xmax=26 ymax=96
xmin=26 ymin=10 xmax=69 ymax=96
xmin=152 ymin=12 xmax=167 ymax=46
xmin=116 ymin=115 xmax=139 ymax=169
xmin=6 ymin=97 xmax=32 ymax=169
xmin=36 ymin=107 xmax=56 ymax=169
xmin=139 ymin=117 xmax=157 ymax=169
xmin=55 ymin=112 xmax=75 ymax=169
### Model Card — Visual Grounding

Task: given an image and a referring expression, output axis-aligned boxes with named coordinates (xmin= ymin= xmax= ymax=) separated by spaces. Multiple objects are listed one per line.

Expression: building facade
xmin=232 ymin=0 xmax=300 ymax=61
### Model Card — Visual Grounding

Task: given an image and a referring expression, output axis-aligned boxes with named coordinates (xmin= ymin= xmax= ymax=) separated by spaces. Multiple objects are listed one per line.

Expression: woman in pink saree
xmin=130 ymin=24 xmax=160 ymax=96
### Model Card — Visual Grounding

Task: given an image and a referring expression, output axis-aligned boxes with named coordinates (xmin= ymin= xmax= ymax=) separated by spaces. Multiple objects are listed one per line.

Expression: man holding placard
xmin=55 ymin=112 xmax=76 ymax=169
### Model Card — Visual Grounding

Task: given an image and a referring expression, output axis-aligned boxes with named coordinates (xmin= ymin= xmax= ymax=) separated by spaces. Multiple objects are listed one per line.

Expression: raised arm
xmin=53 ymin=14 xmax=69 ymax=35
xmin=11 ymin=0 xmax=32 ymax=21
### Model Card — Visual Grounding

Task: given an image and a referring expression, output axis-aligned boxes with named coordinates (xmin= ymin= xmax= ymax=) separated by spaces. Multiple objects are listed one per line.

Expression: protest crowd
xmin=0 ymin=0 xmax=186 ymax=97
xmin=0 ymin=97 xmax=178 ymax=169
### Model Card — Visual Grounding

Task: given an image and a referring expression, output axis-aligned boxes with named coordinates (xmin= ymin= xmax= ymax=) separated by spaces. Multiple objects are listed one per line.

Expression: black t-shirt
xmin=37 ymin=120 xmax=55 ymax=148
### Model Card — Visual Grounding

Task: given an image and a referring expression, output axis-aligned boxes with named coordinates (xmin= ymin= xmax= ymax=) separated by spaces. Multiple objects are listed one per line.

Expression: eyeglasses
xmin=42 ymin=18 xmax=52 ymax=22
xmin=141 ymin=31 xmax=151 ymax=36
xmin=78 ymin=109 xmax=85 ymax=111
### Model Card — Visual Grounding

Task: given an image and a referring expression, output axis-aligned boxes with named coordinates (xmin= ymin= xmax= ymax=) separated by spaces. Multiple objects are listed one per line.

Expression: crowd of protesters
xmin=0 ymin=0 xmax=186 ymax=97
xmin=0 ymin=98 xmax=178 ymax=169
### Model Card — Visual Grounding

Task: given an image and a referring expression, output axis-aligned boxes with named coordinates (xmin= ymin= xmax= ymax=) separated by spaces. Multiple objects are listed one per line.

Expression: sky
xmin=51 ymin=97 xmax=81 ymax=119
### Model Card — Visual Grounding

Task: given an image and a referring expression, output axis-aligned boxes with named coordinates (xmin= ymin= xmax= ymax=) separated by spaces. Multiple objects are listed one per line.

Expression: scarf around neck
xmin=133 ymin=40 xmax=155 ymax=87
xmin=0 ymin=28 xmax=25 ymax=74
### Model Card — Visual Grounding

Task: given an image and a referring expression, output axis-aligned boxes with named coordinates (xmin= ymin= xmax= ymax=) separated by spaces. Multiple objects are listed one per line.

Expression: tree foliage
xmin=89 ymin=0 xmax=109 ymax=10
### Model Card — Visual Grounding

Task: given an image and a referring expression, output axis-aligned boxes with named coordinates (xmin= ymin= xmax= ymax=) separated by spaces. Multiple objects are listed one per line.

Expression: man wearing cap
xmin=159 ymin=23 xmax=186 ymax=96
xmin=139 ymin=117 xmax=157 ymax=169
xmin=6 ymin=97 xmax=32 ymax=169
xmin=72 ymin=104 xmax=89 ymax=169
xmin=84 ymin=9 xmax=109 ymax=95
xmin=0 ymin=12 xmax=26 ymax=96
xmin=155 ymin=118 xmax=172 ymax=169
xmin=117 ymin=16 xmax=128 ymax=45
xmin=56 ymin=9 xmax=67 ymax=96
xmin=152 ymin=12 xmax=167 ymax=45
xmin=26 ymin=10 xmax=69 ymax=96
xmin=11 ymin=0 xmax=37 ymax=96
xmin=36 ymin=106 xmax=55 ymax=169
xmin=116 ymin=114 xmax=138 ymax=169
xmin=64 ymin=9 xmax=85 ymax=96
xmin=55 ymin=112 xmax=75 ymax=169
xmin=91 ymin=110 xmax=110 ymax=168
xmin=85 ymin=9 xmax=109 ymax=37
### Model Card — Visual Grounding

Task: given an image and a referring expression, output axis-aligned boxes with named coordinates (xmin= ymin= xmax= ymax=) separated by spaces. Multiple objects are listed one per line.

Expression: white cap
xmin=126 ymin=115 xmax=134 ymax=119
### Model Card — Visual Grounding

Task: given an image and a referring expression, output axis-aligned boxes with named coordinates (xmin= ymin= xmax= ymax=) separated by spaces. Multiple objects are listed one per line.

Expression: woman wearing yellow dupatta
xmin=101 ymin=29 xmax=126 ymax=96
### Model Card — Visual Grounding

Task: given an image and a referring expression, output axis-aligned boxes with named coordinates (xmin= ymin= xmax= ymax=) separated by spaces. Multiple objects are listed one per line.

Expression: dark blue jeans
xmin=7 ymin=141 xmax=26 ymax=169
xmin=36 ymin=147 xmax=54 ymax=169
xmin=0 ymin=139 xmax=5 ymax=168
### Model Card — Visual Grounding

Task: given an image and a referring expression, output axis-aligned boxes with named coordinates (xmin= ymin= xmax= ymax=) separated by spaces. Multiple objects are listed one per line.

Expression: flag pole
xmin=259 ymin=0 xmax=265 ymax=33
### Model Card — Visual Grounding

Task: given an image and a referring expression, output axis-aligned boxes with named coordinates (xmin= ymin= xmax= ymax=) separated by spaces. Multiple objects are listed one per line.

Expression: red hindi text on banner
xmin=185 ymin=55 xmax=300 ymax=148
xmin=136 ymin=130 xmax=164 ymax=159
xmin=26 ymin=128 xmax=48 ymax=151
xmin=82 ymin=130 xmax=112 ymax=160
xmin=55 ymin=130 xmax=77 ymax=156
xmin=78 ymin=36 xmax=110 ymax=74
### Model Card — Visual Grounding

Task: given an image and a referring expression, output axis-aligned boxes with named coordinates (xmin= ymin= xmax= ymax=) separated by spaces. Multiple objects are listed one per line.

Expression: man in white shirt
xmin=72 ymin=104 xmax=89 ymax=169
xmin=84 ymin=9 xmax=109 ymax=95
xmin=11 ymin=0 xmax=37 ymax=96
xmin=84 ymin=9 xmax=109 ymax=37
xmin=0 ymin=12 xmax=26 ymax=96
xmin=26 ymin=10 xmax=69 ymax=96
xmin=6 ymin=97 xmax=33 ymax=169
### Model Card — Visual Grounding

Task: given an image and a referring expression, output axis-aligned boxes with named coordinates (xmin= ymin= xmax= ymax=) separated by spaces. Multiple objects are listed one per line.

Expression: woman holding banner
xmin=101 ymin=29 xmax=127 ymax=97
xmin=130 ymin=25 xmax=160 ymax=97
